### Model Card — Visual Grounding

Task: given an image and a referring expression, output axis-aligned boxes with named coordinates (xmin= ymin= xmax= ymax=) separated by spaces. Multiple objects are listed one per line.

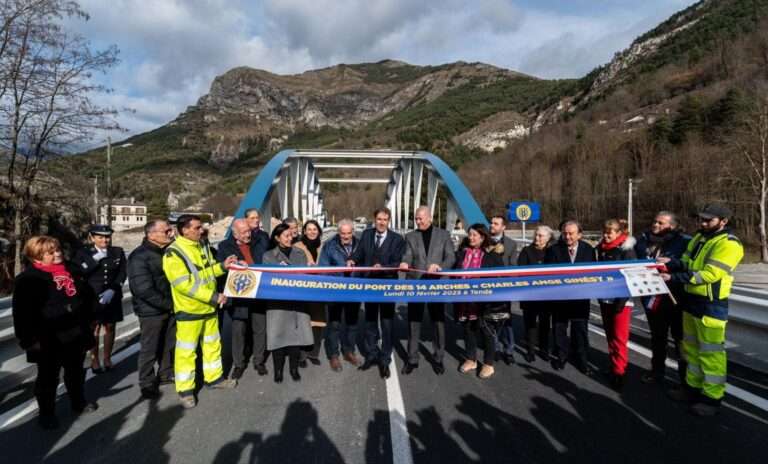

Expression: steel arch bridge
xmin=232 ymin=149 xmax=487 ymax=232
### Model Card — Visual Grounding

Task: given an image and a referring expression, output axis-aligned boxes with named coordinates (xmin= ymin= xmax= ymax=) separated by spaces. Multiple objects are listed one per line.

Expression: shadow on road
xmin=213 ymin=399 xmax=344 ymax=464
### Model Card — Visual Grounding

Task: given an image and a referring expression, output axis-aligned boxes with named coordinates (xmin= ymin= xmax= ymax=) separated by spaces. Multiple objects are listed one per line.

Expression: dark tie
xmin=375 ymin=234 xmax=382 ymax=248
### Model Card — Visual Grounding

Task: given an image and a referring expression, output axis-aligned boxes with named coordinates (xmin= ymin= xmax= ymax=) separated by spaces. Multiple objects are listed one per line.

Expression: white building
xmin=99 ymin=197 xmax=147 ymax=231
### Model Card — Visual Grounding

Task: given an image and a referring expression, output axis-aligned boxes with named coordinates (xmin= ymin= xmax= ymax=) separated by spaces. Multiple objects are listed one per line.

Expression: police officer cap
xmin=698 ymin=204 xmax=732 ymax=220
xmin=89 ymin=224 xmax=114 ymax=236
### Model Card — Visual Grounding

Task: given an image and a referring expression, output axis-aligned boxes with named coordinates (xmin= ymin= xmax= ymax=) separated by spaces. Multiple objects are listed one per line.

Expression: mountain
xmin=51 ymin=0 xmax=768 ymax=254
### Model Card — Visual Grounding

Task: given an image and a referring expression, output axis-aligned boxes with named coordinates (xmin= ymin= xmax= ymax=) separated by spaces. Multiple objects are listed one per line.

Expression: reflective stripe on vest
xmin=698 ymin=342 xmax=725 ymax=353
xmin=704 ymin=373 xmax=726 ymax=385
xmin=167 ymin=245 xmax=204 ymax=296
xmin=705 ymin=258 xmax=734 ymax=274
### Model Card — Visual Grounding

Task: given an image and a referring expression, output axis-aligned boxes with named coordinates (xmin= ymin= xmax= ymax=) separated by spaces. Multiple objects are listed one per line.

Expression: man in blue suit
xmin=348 ymin=207 xmax=405 ymax=379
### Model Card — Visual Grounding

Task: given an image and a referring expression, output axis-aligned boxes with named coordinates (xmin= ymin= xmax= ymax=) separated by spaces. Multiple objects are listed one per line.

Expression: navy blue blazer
xmin=350 ymin=228 xmax=405 ymax=279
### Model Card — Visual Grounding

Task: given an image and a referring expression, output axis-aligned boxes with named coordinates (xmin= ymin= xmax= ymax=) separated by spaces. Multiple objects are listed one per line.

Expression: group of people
xmin=12 ymin=202 xmax=743 ymax=429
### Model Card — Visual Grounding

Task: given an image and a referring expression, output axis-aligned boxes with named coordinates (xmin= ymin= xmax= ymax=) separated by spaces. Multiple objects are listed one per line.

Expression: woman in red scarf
xmin=454 ymin=224 xmax=504 ymax=379
xmin=597 ymin=219 xmax=637 ymax=391
xmin=12 ymin=236 xmax=98 ymax=429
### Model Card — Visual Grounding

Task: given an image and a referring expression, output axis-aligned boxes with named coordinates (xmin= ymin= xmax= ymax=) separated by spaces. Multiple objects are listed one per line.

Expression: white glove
xmin=92 ymin=249 xmax=108 ymax=261
xmin=99 ymin=289 xmax=115 ymax=305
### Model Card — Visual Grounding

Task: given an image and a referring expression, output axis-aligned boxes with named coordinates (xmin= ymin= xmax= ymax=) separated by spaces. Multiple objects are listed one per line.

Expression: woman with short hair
xmin=454 ymin=224 xmax=505 ymax=379
xmin=262 ymin=223 xmax=313 ymax=383
xmin=13 ymin=236 xmax=99 ymax=429
xmin=596 ymin=219 xmax=637 ymax=391
xmin=517 ymin=225 xmax=556 ymax=363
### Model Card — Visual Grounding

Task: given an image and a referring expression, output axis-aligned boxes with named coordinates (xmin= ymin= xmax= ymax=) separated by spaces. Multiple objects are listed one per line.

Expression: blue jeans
xmin=363 ymin=303 xmax=395 ymax=364
xmin=495 ymin=319 xmax=516 ymax=355
xmin=325 ymin=303 xmax=360 ymax=358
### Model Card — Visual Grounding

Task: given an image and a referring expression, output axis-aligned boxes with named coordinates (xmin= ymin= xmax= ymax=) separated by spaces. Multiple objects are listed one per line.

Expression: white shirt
xmin=375 ymin=229 xmax=388 ymax=247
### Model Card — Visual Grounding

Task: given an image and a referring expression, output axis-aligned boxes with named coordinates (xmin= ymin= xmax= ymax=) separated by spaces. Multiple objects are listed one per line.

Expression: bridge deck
xmin=1 ymin=305 xmax=767 ymax=464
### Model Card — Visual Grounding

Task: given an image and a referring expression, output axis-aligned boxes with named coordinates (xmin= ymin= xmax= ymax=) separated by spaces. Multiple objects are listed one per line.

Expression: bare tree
xmin=1 ymin=0 xmax=120 ymax=273
xmin=734 ymin=90 xmax=768 ymax=262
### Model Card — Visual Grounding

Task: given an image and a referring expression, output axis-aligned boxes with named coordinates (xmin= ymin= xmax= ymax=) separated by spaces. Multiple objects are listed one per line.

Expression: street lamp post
xmin=106 ymin=136 xmax=112 ymax=228
xmin=628 ymin=178 xmax=643 ymax=235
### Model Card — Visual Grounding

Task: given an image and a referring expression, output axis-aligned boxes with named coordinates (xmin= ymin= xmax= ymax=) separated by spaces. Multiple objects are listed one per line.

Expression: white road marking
xmin=385 ymin=356 xmax=414 ymax=464
xmin=0 ymin=327 xmax=140 ymax=430
xmin=588 ymin=324 xmax=768 ymax=412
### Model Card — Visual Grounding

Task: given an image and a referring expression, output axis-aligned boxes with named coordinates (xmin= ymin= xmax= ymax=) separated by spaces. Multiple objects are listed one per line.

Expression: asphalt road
xmin=1 ymin=304 xmax=767 ymax=464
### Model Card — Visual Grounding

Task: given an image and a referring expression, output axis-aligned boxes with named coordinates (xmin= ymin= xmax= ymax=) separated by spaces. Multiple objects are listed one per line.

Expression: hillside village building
xmin=99 ymin=197 xmax=147 ymax=231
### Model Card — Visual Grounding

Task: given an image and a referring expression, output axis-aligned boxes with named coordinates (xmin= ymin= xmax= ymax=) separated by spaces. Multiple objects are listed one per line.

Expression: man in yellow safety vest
xmin=163 ymin=214 xmax=238 ymax=408
xmin=660 ymin=204 xmax=744 ymax=416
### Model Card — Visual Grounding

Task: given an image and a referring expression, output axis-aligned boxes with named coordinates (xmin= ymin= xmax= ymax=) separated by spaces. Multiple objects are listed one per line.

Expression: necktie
xmin=375 ymin=234 xmax=382 ymax=248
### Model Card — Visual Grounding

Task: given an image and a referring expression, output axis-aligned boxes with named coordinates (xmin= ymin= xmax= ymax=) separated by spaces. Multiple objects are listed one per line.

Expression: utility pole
xmin=106 ymin=136 xmax=112 ymax=228
xmin=628 ymin=178 xmax=643 ymax=235
xmin=93 ymin=176 xmax=99 ymax=222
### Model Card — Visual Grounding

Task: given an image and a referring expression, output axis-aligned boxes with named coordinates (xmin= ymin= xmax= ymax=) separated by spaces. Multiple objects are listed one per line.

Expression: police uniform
xmin=72 ymin=225 xmax=127 ymax=324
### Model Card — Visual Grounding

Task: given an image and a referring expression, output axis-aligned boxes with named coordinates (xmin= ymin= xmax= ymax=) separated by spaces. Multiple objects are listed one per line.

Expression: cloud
xmin=62 ymin=0 xmax=698 ymax=141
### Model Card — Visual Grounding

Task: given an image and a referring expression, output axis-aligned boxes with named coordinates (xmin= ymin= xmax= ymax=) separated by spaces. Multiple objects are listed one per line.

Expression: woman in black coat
xmin=13 ymin=236 xmax=98 ymax=430
xmin=454 ymin=224 xmax=505 ymax=380
xmin=517 ymin=225 xmax=556 ymax=363
xmin=596 ymin=219 xmax=637 ymax=391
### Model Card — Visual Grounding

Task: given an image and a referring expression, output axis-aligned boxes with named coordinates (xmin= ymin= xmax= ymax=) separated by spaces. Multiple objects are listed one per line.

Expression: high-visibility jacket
xmin=162 ymin=236 xmax=226 ymax=320
xmin=672 ymin=229 xmax=743 ymax=321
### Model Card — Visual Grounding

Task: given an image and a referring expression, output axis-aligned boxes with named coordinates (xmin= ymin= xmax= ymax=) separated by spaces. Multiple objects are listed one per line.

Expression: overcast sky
xmin=69 ymin=0 xmax=698 ymax=140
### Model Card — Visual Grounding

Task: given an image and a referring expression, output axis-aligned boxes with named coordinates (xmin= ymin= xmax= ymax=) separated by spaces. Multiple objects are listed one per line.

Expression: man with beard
xmin=634 ymin=211 xmax=690 ymax=385
xmin=660 ymin=204 xmax=743 ymax=417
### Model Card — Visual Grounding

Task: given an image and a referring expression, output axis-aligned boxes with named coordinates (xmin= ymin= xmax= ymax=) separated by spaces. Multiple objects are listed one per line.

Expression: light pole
xmin=106 ymin=136 xmax=112 ymax=228
xmin=628 ymin=178 xmax=643 ymax=235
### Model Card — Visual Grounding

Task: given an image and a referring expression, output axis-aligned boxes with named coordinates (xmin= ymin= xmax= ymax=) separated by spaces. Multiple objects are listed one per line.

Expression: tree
xmin=0 ymin=0 xmax=120 ymax=273
xmin=734 ymin=90 xmax=768 ymax=262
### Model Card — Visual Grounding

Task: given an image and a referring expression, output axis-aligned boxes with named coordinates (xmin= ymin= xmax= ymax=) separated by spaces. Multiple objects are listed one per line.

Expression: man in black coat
xmin=72 ymin=224 xmax=127 ymax=373
xmin=218 ymin=218 xmax=270 ymax=379
xmin=348 ymin=207 xmax=406 ymax=379
xmin=128 ymin=219 xmax=175 ymax=399
xmin=545 ymin=220 xmax=597 ymax=375
xmin=634 ymin=211 xmax=691 ymax=384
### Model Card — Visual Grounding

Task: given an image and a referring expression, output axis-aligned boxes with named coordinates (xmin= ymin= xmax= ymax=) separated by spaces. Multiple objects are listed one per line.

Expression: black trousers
xmin=523 ymin=308 xmax=551 ymax=353
xmin=407 ymin=302 xmax=446 ymax=364
xmin=138 ymin=314 xmax=176 ymax=389
xmin=231 ymin=310 xmax=267 ymax=368
xmin=363 ymin=303 xmax=395 ymax=364
xmin=646 ymin=298 xmax=685 ymax=380
xmin=553 ymin=309 xmax=589 ymax=367
xmin=35 ymin=349 xmax=87 ymax=417
xmin=273 ymin=346 xmax=300 ymax=373
xmin=463 ymin=319 xmax=496 ymax=365
xmin=325 ymin=303 xmax=360 ymax=358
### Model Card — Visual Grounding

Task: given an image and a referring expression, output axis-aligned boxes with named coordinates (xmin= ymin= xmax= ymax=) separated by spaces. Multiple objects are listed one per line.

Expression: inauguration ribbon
xmin=224 ymin=260 xmax=670 ymax=303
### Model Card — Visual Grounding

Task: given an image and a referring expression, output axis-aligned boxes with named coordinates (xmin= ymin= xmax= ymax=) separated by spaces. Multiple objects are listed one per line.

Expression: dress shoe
xmin=230 ymin=366 xmax=246 ymax=380
xmin=38 ymin=414 xmax=59 ymax=430
xmin=379 ymin=362 xmax=391 ymax=379
xmin=401 ymin=362 xmax=418 ymax=375
xmin=329 ymin=356 xmax=343 ymax=372
xmin=274 ymin=369 xmax=284 ymax=383
xmin=540 ymin=351 xmax=550 ymax=362
xmin=308 ymin=357 xmax=321 ymax=366
xmin=72 ymin=401 xmax=99 ymax=414
xmin=254 ymin=364 xmax=268 ymax=376
xmin=432 ymin=361 xmax=445 ymax=375
xmin=290 ymin=368 xmax=301 ymax=382
xmin=577 ymin=364 xmax=594 ymax=376
xmin=141 ymin=388 xmax=160 ymax=400
xmin=524 ymin=350 xmax=536 ymax=363
xmin=179 ymin=395 xmax=197 ymax=409
xmin=641 ymin=371 xmax=663 ymax=385
xmin=503 ymin=353 xmax=516 ymax=365
xmin=343 ymin=352 xmax=362 ymax=367
xmin=611 ymin=374 xmax=626 ymax=392
xmin=359 ymin=358 xmax=376 ymax=371
xmin=90 ymin=366 xmax=105 ymax=375
xmin=551 ymin=358 xmax=566 ymax=371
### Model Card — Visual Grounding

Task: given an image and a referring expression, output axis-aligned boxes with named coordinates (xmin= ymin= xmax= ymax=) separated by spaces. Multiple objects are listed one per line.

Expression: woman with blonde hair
xmin=13 ymin=236 xmax=98 ymax=429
